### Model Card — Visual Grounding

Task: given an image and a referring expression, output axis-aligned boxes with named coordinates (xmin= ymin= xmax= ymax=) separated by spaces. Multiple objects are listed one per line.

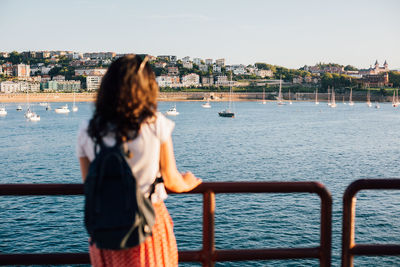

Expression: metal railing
xmin=341 ymin=179 xmax=400 ymax=267
xmin=0 ymin=182 xmax=332 ymax=266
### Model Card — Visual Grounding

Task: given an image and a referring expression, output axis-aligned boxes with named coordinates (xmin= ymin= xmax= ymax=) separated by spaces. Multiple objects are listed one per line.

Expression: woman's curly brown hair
xmin=87 ymin=55 xmax=158 ymax=143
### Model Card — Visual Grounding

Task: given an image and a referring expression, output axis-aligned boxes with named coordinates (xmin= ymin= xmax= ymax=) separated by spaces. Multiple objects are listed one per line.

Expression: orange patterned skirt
xmin=89 ymin=201 xmax=178 ymax=267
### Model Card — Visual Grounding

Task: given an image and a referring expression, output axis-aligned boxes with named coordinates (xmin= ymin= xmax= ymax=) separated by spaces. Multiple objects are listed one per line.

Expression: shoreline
xmin=0 ymin=92 xmax=392 ymax=103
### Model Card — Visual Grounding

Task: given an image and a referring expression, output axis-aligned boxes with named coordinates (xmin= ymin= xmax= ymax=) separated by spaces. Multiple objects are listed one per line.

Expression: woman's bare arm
xmin=160 ymin=137 xmax=202 ymax=193
xmin=79 ymin=157 xmax=90 ymax=182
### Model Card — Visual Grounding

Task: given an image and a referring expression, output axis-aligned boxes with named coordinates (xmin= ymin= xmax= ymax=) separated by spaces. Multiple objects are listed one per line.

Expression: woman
xmin=76 ymin=55 xmax=202 ymax=266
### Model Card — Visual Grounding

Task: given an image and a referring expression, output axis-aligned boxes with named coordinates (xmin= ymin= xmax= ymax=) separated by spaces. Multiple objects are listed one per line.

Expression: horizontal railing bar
xmin=0 ymin=247 xmax=322 ymax=265
xmin=214 ymin=247 xmax=320 ymax=261
xmin=0 ymin=181 xmax=327 ymax=196
xmin=350 ymin=244 xmax=400 ymax=256
xmin=344 ymin=179 xmax=400 ymax=200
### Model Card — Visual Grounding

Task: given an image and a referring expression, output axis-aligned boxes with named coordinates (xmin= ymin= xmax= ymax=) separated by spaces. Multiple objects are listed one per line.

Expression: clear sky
xmin=1 ymin=0 xmax=399 ymax=69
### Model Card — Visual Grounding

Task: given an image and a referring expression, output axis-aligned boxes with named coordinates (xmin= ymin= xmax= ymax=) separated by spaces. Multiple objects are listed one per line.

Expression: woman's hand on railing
xmin=182 ymin=171 xmax=202 ymax=192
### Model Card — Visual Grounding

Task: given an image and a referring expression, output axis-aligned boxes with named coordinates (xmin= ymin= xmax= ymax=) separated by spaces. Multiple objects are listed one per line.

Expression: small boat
xmin=29 ymin=113 xmax=40 ymax=121
xmin=55 ymin=105 xmax=70 ymax=114
xmin=46 ymin=104 xmax=51 ymax=111
xmin=166 ymin=105 xmax=179 ymax=116
xmin=25 ymin=108 xmax=34 ymax=119
xmin=315 ymin=88 xmax=319 ymax=105
xmin=218 ymin=109 xmax=235 ymax=118
xmin=277 ymin=78 xmax=285 ymax=106
xmin=375 ymin=102 xmax=380 ymax=109
xmin=202 ymin=101 xmax=211 ymax=108
xmin=0 ymin=107 xmax=7 ymax=116
xmin=16 ymin=105 xmax=22 ymax=111
xmin=39 ymin=102 xmax=48 ymax=107
xmin=288 ymin=90 xmax=293 ymax=105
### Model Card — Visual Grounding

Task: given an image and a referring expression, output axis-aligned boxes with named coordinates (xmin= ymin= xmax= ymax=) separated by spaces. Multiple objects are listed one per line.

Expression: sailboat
xmin=366 ymin=87 xmax=372 ymax=108
xmin=327 ymin=87 xmax=331 ymax=106
xmin=277 ymin=78 xmax=285 ymax=106
xmin=348 ymin=88 xmax=354 ymax=106
xmin=288 ymin=90 xmax=293 ymax=105
xmin=0 ymin=106 xmax=7 ymax=116
xmin=219 ymin=74 xmax=235 ymax=117
xmin=315 ymin=88 xmax=319 ymax=105
xmin=72 ymin=90 xmax=78 ymax=112
xmin=24 ymin=89 xmax=34 ymax=119
xmin=261 ymin=86 xmax=267 ymax=104
xmin=392 ymin=89 xmax=399 ymax=107
xmin=202 ymin=100 xmax=211 ymax=108
xmin=330 ymin=88 xmax=337 ymax=108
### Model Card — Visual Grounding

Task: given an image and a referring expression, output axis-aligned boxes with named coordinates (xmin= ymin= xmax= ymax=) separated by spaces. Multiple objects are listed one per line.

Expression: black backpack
xmin=84 ymin=140 xmax=160 ymax=250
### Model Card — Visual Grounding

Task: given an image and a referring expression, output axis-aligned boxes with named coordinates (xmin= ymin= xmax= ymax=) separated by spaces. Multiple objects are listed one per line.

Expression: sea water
xmin=1 ymin=101 xmax=400 ymax=266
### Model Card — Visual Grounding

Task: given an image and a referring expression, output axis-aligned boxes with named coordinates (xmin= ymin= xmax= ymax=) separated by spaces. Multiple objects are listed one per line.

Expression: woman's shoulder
xmin=148 ymin=112 xmax=175 ymax=143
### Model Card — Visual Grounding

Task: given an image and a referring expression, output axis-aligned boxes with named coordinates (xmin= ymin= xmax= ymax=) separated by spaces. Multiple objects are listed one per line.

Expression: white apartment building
xmin=182 ymin=56 xmax=190 ymax=63
xmin=0 ymin=81 xmax=40 ymax=93
xmin=205 ymin=59 xmax=213 ymax=65
xmin=0 ymin=81 xmax=20 ymax=93
xmin=202 ymin=76 xmax=214 ymax=86
xmin=86 ymin=76 xmax=103 ymax=91
xmin=215 ymin=58 xmax=225 ymax=67
xmin=213 ymin=65 xmax=221 ymax=73
xmin=199 ymin=64 xmax=208 ymax=72
xmin=215 ymin=75 xmax=229 ymax=86
xmin=256 ymin=69 xmax=273 ymax=78
xmin=13 ymin=64 xmax=30 ymax=77
xmin=75 ymin=68 xmax=107 ymax=76
xmin=193 ymin=58 xmax=201 ymax=65
xmin=183 ymin=62 xmax=193 ymax=69
xmin=156 ymin=75 xmax=180 ymax=87
xmin=181 ymin=73 xmax=200 ymax=86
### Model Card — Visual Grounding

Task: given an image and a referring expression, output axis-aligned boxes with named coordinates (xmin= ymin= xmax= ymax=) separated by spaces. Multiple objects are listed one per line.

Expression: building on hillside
xmin=157 ymin=55 xmax=177 ymax=63
xmin=193 ymin=58 xmax=202 ymax=65
xmin=182 ymin=56 xmax=190 ymax=63
xmin=155 ymin=75 xmax=180 ymax=87
xmin=215 ymin=58 xmax=225 ymax=67
xmin=86 ymin=76 xmax=103 ymax=91
xmin=202 ymin=75 xmax=214 ymax=86
xmin=167 ymin=66 xmax=179 ymax=76
xmin=361 ymin=73 xmax=390 ymax=87
xmin=199 ymin=64 xmax=208 ymax=72
xmin=83 ymin=52 xmax=116 ymax=60
xmin=360 ymin=60 xmax=389 ymax=75
xmin=212 ymin=65 xmax=221 ymax=73
xmin=42 ymin=80 xmax=80 ymax=92
xmin=0 ymin=52 xmax=9 ymax=58
xmin=182 ymin=62 xmax=193 ymax=69
xmin=205 ymin=59 xmax=213 ymax=65
xmin=256 ymin=69 xmax=273 ymax=78
xmin=293 ymin=77 xmax=303 ymax=84
xmin=215 ymin=75 xmax=229 ymax=86
xmin=181 ymin=73 xmax=200 ymax=86
xmin=52 ymin=75 xmax=66 ymax=81
xmin=13 ymin=64 xmax=30 ymax=77
xmin=75 ymin=68 xmax=107 ymax=76
xmin=154 ymin=62 xmax=167 ymax=68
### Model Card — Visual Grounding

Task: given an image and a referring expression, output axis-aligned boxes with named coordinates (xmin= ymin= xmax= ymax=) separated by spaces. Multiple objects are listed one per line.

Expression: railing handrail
xmin=0 ymin=181 xmax=332 ymax=267
xmin=341 ymin=178 xmax=400 ymax=267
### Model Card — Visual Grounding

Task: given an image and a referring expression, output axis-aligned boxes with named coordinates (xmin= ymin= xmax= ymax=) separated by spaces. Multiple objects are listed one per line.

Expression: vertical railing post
xmin=202 ymin=191 xmax=215 ymax=267
xmin=319 ymin=189 xmax=332 ymax=267
xmin=342 ymin=194 xmax=357 ymax=267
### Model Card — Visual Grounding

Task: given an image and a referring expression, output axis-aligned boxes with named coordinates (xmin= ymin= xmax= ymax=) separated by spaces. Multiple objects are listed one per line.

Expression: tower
xmin=384 ymin=60 xmax=388 ymax=70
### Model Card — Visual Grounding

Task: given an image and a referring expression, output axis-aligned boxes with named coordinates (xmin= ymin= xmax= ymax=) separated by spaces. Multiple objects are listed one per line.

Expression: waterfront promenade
xmin=0 ymin=91 xmax=393 ymax=103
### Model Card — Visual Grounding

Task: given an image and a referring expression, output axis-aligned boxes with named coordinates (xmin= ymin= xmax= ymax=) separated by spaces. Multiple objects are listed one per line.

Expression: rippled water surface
xmin=1 ymin=101 xmax=400 ymax=266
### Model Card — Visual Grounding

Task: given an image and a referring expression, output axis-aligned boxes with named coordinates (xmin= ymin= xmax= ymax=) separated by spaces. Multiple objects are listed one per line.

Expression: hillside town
xmin=0 ymin=51 xmax=398 ymax=94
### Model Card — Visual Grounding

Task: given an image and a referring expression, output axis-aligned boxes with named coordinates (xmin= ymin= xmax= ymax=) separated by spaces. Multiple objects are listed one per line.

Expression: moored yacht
xmin=55 ymin=105 xmax=70 ymax=114
xmin=0 ymin=107 xmax=7 ymax=116
xmin=166 ymin=105 xmax=179 ymax=116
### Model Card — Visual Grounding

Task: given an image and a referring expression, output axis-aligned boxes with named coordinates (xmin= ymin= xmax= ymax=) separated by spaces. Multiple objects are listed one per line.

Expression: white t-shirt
xmin=76 ymin=112 xmax=175 ymax=202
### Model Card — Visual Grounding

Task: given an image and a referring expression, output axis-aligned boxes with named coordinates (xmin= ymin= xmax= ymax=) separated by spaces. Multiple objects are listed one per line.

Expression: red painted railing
xmin=341 ymin=179 xmax=400 ymax=267
xmin=0 ymin=182 xmax=332 ymax=266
